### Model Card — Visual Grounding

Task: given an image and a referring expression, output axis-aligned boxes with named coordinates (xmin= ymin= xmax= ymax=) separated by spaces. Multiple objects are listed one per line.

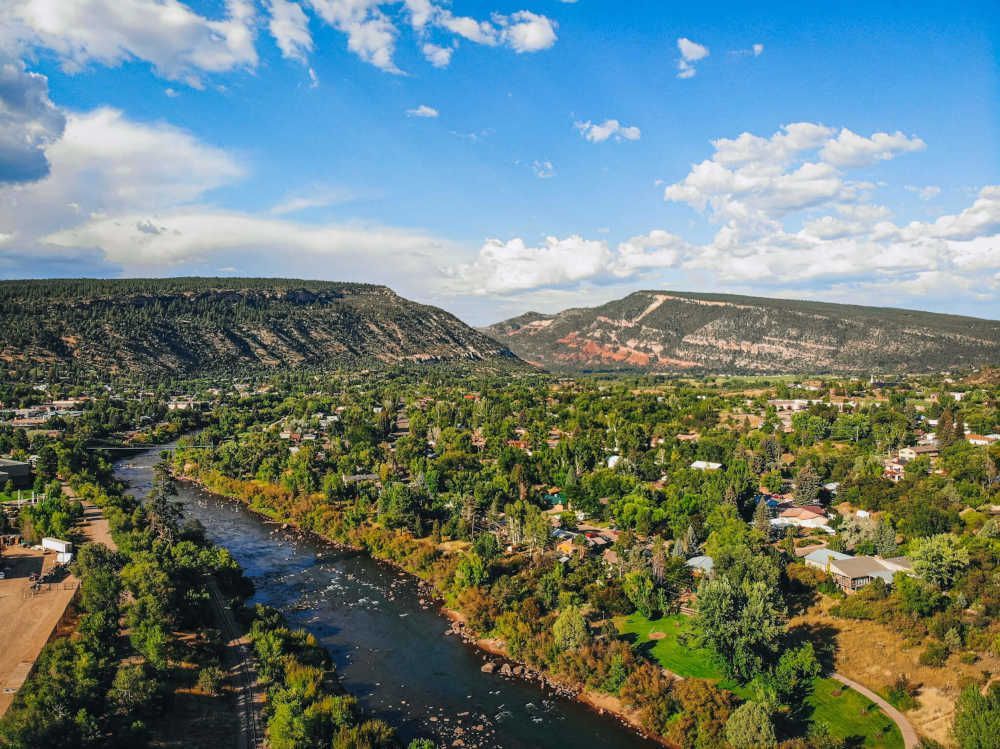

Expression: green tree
xmin=453 ymin=552 xmax=487 ymax=590
xmin=623 ymin=569 xmax=657 ymax=619
xmin=552 ymin=605 xmax=589 ymax=651
xmin=793 ymin=463 xmax=821 ymax=506
xmin=952 ymin=682 xmax=999 ymax=749
xmin=752 ymin=500 xmax=771 ymax=537
xmin=910 ymin=534 xmax=969 ymax=589
xmin=725 ymin=700 xmax=777 ymax=748
xmin=696 ymin=574 xmax=787 ymax=682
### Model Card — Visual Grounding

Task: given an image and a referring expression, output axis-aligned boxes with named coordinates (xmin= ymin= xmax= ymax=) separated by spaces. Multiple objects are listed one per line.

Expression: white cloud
xmin=612 ymin=230 xmax=689 ymax=276
xmin=676 ymin=36 xmax=709 ymax=79
xmin=306 ymin=0 xmax=401 ymax=74
xmin=0 ymin=107 xmax=242 ymax=246
xmin=6 ymin=0 xmax=258 ymax=86
xmin=45 ymin=209 xmax=458 ymax=278
xmin=531 ymin=160 xmax=555 ymax=178
xmin=451 ymin=123 xmax=1000 ymax=312
xmin=421 ymin=42 xmax=453 ymax=68
xmin=663 ymin=123 xmax=925 ymax=228
xmin=0 ymin=105 xmax=462 ymax=294
xmin=269 ymin=184 xmax=358 ymax=215
xmin=452 ymin=235 xmax=612 ymax=294
xmin=905 ymin=184 xmax=941 ymax=201
xmin=406 ymin=104 xmax=438 ymax=118
xmin=267 ymin=0 xmax=313 ymax=63
xmin=498 ymin=11 xmax=557 ymax=53
xmin=403 ymin=0 xmax=436 ymax=30
xmin=7 ymin=0 xmax=558 ymax=78
xmin=0 ymin=56 xmax=65 ymax=183
xmin=753 ymin=43 xmax=764 ymax=56
xmin=574 ymin=119 xmax=641 ymax=143
xmin=820 ymin=128 xmax=925 ymax=168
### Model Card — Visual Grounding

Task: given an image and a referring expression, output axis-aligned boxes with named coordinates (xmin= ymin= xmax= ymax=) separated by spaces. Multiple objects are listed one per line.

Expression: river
xmin=114 ymin=447 xmax=657 ymax=749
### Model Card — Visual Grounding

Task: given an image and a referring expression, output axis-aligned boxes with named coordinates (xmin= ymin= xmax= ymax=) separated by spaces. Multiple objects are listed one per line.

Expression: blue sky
xmin=0 ymin=0 xmax=997 ymax=323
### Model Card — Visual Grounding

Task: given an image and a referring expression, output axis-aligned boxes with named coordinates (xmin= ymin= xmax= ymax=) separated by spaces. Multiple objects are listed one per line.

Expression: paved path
xmin=832 ymin=672 xmax=919 ymax=749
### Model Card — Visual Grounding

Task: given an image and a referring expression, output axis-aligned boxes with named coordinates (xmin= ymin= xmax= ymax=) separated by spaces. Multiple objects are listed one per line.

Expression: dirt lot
xmin=0 ymin=499 xmax=115 ymax=717
xmin=0 ymin=547 xmax=78 ymax=715
xmin=791 ymin=597 xmax=1000 ymax=747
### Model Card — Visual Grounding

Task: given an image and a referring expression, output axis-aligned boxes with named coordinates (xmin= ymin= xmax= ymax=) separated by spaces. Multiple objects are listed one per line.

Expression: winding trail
xmin=832 ymin=672 xmax=919 ymax=749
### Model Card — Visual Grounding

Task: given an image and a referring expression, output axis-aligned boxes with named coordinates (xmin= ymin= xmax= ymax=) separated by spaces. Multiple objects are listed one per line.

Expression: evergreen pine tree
xmin=753 ymin=498 xmax=771 ymax=537
xmin=793 ymin=463 xmax=821 ymax=506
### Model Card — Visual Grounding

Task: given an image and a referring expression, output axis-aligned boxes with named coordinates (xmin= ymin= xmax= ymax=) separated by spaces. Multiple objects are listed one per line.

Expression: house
xmin=686 ymin=555 xmax=714 ymax=577
xmin=899 ymin=445 xmax=939 ymax=463
xmin=883 ymin=459 xmax=905 ymax=483
xmin=772 ymin=506 xmax=832 ymax=532
xmin=690 ymin=460 xmax=722 ymax=471
xmin=822 ymin=554 xmax=914 ymax=592
xmin=803 ymin=548 xmax=853 ymax=571
xmin=607 ymin=455 xmax=622 ymax=469
xmin=967 ymin=434 xmax=999 ymax=446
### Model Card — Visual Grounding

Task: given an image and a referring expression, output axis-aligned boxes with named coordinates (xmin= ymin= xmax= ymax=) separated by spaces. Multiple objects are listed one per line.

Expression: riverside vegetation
xmin=1 ymin=367 xmax=998 ymax=747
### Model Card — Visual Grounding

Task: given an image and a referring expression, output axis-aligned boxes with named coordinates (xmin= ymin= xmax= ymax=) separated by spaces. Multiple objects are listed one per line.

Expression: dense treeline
xmin=167 ymin=368 xmax=999 ymax=747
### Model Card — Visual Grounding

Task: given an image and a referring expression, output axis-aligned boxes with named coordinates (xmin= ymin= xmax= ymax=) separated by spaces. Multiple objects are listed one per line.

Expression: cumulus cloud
xmin=0 ymin=57 xmax=65 ymax=183
xmin=574 ymin=119 xmax=641 ymax=143
xmin=306 ymin=0 xmax=401 ymax=73
xmin=267 ymin=0 xmax=313 ymax=62
xmin=452 ymin=235 xmax=612 ymax=294
xmin=676 ymin=37 xmax=709 ymax=78
xmin=0 ymin=107 xmax=242 ymax=245
xmin=450 ymin=122 xmax=999 ymax=311
xmin=421 ymin=42 xmax=453 ymax=68
xmin=663 ymin=122 xmax=924 ymax=227
xmin=6 ymin=0 xmax=557 ymax=78
xmin=5 ymin=0 xmax=258 ymax=86
xmin=498 ymin=11 xmax=557 ymax=53
xmin=406 ymin=104 xmax=438 ymax=118
xmin=302 ymin=1 xmax=555 ymax=73
xmin=0 ymin=105 xmax=462 ymax=291
xmin=819 ymin=128 xmax=925 ymax=168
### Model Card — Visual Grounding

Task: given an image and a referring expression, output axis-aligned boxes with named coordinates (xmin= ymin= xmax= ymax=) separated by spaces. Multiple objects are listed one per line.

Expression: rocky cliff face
xmin=0 ymin=278 xmax=520 ymax=376
xmin=486 ymin=291 xmax=1000 ymax=374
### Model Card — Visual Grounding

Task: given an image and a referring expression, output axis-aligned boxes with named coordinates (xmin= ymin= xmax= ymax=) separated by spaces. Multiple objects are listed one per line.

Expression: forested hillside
xmin=486 ymin=290 xmax=1000 ymax=374
xmin=0 ymin=278 xmax=519 ymax=377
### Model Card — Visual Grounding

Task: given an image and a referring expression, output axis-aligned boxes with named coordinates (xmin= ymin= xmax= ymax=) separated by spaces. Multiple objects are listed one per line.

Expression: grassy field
xmin=616 ymin=613 xmax=904 ymax=749
xmin=808 ymin=678 xmax=903 ymax=749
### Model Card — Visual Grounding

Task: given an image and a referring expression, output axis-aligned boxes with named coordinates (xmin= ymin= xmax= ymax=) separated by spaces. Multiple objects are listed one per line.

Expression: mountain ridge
xmin=0 ymin=277 xmax=521 ymax=377
xmin=485 ymin=289 xmax=1000 ymax=374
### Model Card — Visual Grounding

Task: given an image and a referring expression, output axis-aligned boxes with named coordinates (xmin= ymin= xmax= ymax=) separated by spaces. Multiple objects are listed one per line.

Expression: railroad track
xmin=208 ymin=581 xmax=263 ymax=749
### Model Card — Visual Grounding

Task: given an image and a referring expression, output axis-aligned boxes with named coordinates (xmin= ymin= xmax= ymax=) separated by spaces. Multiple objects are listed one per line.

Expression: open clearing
xmin=0 ymin=499 xmax=114 ymax=717
xmin=791 ymin=597 xmax=1000 ymax=747
xmin=617 ymin=613 xmax=904 ymax=748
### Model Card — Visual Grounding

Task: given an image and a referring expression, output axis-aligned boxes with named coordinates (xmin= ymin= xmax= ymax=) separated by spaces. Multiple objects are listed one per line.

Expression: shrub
xmin=918 ymin=641 xmax=949 ymax=667
xmin=196 ymin=665 xmax=225 ymax=696
xmin=885 ymin=675 xmax=920 ymax=711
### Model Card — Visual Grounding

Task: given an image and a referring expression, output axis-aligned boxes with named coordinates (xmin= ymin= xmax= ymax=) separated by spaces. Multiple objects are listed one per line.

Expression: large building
xmin=0 ymin=459 xmax=32 ymax=489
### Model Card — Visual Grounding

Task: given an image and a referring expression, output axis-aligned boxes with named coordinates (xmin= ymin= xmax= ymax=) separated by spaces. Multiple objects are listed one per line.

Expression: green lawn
xmin=616 ymin=613 xmax=904 ymax=749
xmin=617 ymin=612 xmax=725 ymax=680
xmin=808 ymin=678 xmax=903 ymax=749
